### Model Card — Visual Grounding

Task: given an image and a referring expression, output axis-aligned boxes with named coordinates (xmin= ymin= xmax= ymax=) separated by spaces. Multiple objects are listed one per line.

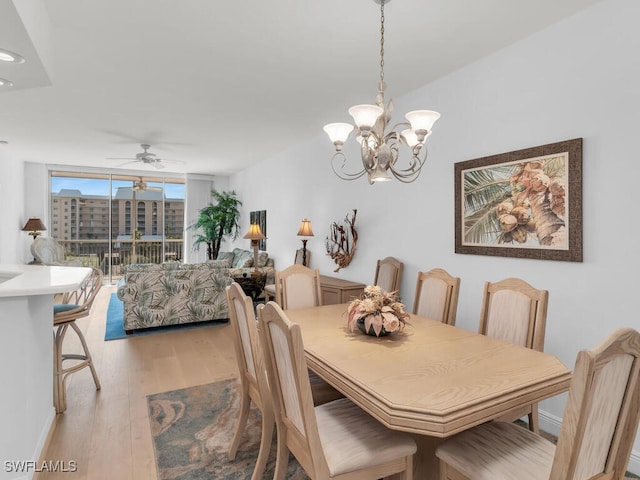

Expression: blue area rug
xmin=104 ymin=293 xmax=227 ymax=341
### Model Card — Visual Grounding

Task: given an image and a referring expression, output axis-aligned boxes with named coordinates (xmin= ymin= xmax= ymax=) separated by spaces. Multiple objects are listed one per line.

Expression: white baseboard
xmin=539 ymin=409 xmax=640 ymax=476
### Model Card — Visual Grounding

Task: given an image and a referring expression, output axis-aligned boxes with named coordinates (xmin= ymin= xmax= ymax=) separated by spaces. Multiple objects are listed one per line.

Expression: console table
xmin=319 ymin=275 xmax=365 ymax=305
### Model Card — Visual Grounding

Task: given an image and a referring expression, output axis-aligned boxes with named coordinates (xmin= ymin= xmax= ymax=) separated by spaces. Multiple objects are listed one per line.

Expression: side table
xmin=319 ymin=275 xmax=365 ymax=305
xmin=233 ymin=272 xmax=267 ymax=300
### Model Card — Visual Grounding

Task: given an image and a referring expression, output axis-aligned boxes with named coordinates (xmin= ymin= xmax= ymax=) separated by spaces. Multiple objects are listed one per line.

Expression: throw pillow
xmin=232 ymin=249 xmax=254 ymax=268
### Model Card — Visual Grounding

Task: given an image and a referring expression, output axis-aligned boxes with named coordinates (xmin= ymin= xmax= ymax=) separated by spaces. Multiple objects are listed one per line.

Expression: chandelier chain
xmin=378 ymin=0 xmax=385 ymax=95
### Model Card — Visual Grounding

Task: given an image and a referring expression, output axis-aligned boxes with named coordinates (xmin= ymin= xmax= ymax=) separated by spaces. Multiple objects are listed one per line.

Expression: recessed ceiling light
xmin=0 ymin=48 xmax=25 ymax=64
xmin=0 ymin=78 xmax=13 ymax=87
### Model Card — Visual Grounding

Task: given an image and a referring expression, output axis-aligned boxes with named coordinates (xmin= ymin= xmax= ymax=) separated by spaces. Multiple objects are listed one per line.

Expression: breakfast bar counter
xmin=0 ymin=264 xmax=90 ymax=480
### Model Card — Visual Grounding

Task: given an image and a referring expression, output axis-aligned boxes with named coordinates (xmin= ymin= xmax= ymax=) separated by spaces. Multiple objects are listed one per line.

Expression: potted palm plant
xmin=189 ymin=189 xmax=242 ymax=260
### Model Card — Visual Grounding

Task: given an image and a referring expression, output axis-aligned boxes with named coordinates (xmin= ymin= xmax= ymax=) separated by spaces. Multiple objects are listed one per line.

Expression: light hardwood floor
xmin=35 ymin=285 xmax=240 ymax=480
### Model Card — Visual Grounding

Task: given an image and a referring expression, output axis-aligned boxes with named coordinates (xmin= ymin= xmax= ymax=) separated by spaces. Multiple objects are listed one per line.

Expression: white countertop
xmin=0 ymin=264 xmax=92 ymax=297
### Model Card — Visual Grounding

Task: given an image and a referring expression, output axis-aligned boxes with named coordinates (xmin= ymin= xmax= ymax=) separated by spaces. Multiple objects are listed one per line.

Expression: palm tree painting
xmin=455 ymin=138 xmax=582 ymax=262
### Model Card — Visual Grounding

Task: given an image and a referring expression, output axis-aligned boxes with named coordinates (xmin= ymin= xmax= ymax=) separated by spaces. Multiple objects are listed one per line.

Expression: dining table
xmin=285 ymin=303 xmax=572 ymax=479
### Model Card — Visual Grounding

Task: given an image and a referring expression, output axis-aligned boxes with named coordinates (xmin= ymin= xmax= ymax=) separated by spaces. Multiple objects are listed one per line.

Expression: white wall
xmin=229 ymin=0 xmax=640 ymax=471
xmin=0 ymin=145 xmax=27 ymax=263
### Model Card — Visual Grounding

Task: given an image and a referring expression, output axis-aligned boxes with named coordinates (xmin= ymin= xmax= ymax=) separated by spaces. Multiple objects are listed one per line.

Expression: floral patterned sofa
xmin=116 ymin=249 xmax=275 ymax=333
xmin=116 ymin=262 xmax=233 ymax=333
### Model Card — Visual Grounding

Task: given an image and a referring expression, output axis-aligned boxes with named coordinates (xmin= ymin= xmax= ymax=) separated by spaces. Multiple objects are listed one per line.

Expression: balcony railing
xmin=55 ymin=238 xmax=184 ymax=280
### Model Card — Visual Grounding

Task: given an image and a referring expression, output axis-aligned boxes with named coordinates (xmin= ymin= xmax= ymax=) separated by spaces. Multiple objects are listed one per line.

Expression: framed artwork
xmin=250 ymin=210 xmax=267 ymax=251
xmin=454 ymin=138 xmax=582 ymax=262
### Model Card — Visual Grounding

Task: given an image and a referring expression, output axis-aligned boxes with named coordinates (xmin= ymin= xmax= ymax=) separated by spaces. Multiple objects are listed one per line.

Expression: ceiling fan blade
xmin=107 ymin=157 xmax=137 ymax=160
xmin=115 ymin=160 xmax=139 ymax=167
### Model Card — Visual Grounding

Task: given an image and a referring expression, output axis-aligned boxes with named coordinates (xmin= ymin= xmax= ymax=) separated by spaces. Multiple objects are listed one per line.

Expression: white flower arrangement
xmin=347 ymin=285 xmax=409 ymax=337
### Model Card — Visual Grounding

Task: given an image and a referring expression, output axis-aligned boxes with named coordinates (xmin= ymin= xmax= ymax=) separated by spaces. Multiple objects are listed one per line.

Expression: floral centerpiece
xmin=347 ymin=285 xmax=409 ymax=337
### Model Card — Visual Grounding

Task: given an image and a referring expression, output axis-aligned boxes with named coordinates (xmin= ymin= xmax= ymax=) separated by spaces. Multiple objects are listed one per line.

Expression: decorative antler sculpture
xmin=325 ymin=209 xmax=358 ymax=272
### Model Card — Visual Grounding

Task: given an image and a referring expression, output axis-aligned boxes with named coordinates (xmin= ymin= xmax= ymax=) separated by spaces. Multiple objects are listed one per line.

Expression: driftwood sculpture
xmin=325 ymin=209 xmax=358 ymax=272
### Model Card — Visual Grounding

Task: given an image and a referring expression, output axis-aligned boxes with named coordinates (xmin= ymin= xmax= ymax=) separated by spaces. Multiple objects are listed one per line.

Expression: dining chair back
xmin=373 ymin=256 xmax=404 ymax=293
xmin=413 ymin=268 xmax=461 ymax=325
xmin=478 ymin=277 xmax=549 ymax=432
xmin=263 ymin=249 xmax=313 ymax=302
xmin=53 ymin=266 xmax=102 ymax=413
xmin=225 ymin=282 xmax=273 ymax=480
xmin=275 ymin=264 xmax=321 ymax=310
xmin=257 ymin=301 xmax=416 ymax=480
xmin=436 ymin=328 xmax=640 ymax=480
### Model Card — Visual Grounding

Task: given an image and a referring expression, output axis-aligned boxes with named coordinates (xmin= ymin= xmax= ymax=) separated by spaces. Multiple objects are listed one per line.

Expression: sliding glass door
xmin=50 ymin=171 xmax=185 ymax=283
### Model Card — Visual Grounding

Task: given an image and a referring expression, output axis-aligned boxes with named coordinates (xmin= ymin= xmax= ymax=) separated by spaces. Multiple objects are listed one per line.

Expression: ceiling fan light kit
xmin=324 ymin=0 xmax=440 ymax=184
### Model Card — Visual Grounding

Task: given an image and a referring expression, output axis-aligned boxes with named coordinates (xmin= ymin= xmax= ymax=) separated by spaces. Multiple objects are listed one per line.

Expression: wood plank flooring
xmin=35 ymin=285 xmax=240 ymax=480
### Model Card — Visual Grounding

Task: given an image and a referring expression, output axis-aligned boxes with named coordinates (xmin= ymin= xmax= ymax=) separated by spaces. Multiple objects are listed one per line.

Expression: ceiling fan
xmin=108 ymin=144 xmax=183 ymax=169
xmin=132 ymin=177 xmax=162 ymax=193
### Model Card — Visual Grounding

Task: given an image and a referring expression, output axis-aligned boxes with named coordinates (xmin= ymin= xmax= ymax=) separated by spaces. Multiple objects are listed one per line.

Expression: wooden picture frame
xmin=454 ymin=138 xmax=582 ymax=262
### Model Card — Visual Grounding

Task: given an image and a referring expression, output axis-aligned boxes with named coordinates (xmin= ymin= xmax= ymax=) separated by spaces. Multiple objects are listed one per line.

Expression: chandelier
xmin=323 ymin=0 xmax=440 ymax=184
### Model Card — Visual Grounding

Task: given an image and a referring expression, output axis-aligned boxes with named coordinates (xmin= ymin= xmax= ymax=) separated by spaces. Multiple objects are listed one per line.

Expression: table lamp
xmin=296 ymin=218 xmax=314 ymax=267
xmin=22 ymin=218 xmax=47 ymax=263
xmin=22 ymin=217 xmax=47 ymax=240
xmin=243 ymin=223 xmax=266 ymax=276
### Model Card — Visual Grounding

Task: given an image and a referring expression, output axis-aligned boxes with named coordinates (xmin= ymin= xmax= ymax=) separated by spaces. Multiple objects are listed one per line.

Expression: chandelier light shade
xmin=324 ymin=0 xmax=440 ymax=184
xmin=22 ymin=217 xmax=47 ymax=239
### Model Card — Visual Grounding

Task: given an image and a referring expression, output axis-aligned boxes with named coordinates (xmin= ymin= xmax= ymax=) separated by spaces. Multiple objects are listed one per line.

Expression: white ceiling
xmin=0 ymin=0 xmax=602 ymax=176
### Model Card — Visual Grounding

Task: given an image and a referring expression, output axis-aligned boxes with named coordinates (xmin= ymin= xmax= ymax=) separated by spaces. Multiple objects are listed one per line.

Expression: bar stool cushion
xmin=54 ymin=304 xmax=80 ymax=314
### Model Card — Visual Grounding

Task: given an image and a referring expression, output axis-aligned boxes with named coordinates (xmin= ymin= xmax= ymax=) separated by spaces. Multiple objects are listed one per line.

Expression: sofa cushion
xmin=217 ymin=251 xmax=235 ymax=264
xmin=206 ymin=259 xmax=232 ymax=268
xmin=256 ymin=251 xmax=269 ymax=267
xmin=232 ymin=249 xmax=254 ymax=268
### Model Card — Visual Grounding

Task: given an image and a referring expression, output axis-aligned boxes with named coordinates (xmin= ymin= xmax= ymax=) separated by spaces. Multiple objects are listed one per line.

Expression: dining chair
xmin=275 ymin=264 xmax=322 ymax=310
xmin=257 ymin=301 xmax=417 ymax=480
xmin=225 ymin=282 xmax=274 ymax=480
xmin=479 ymin=277 xmax=549 ymax=432
xmin=436 ymin=327 xmax=640 ymax=480
xmin=225 ymin=283 xmax=344 ymax=479
xmin=263 ymin=249 xmax=310 ymax=302
xmin=374 ymin=256 xmax=404 ymax=293
xmin=412 ymin=268 xmax=461 ymax=325
xmin=53 ymin=266 xmax=102 ymax=413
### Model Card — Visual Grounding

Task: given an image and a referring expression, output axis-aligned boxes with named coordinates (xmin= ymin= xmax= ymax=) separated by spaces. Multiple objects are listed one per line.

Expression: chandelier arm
xmin=387 ymin=145 xmax=429 ymax=182
xmin=331 ymin=151 xmax=368 ymax=181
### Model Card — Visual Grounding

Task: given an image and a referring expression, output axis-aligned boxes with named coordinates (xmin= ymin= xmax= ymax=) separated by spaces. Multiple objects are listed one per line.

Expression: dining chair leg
xmin=228 ymin=386 xmax=251 ymax=460
xmin=273 ymin=422 xmax=289 ymax=480
xmin=251 ymin=409 xmax=274 ymax=480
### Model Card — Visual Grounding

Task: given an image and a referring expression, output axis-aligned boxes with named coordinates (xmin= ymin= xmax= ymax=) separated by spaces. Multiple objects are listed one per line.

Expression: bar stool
xmin=53 ymin=267 xmax=103 ymax=414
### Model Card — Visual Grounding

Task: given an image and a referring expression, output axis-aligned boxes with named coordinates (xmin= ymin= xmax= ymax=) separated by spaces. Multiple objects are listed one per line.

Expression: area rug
xmin=147 ymin=379 xmax=308 ymax=480
xmin=105 ymin=293 xmax=227 ymax=341
xmin=148 ymin=380 xmax=640 ymax=480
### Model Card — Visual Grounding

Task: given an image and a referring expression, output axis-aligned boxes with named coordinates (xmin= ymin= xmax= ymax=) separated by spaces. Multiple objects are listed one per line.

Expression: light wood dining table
xmin=285 ymin=303 xmax=572 ymax=479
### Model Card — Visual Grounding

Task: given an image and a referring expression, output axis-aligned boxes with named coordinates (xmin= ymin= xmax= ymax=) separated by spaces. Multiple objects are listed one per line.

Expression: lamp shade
xmin=405 ymin=110 xmax=441 ymax=132
xmin=22 ymin=218 xmax=47 ymax=232
xmin=323 ymin=123 xmax=354 ymax=144
xmin=348 ymin=104 xmax=384 ymax=129
xmin=243 ymin=223 xmax=266 ymax=240
xmin=297 ymin=219 xmax=314 ymax=237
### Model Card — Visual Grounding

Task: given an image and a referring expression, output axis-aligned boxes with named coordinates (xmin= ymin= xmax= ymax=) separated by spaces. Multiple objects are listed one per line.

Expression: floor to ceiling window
xmin=50 ymin=171 xmax=186 ymax=283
